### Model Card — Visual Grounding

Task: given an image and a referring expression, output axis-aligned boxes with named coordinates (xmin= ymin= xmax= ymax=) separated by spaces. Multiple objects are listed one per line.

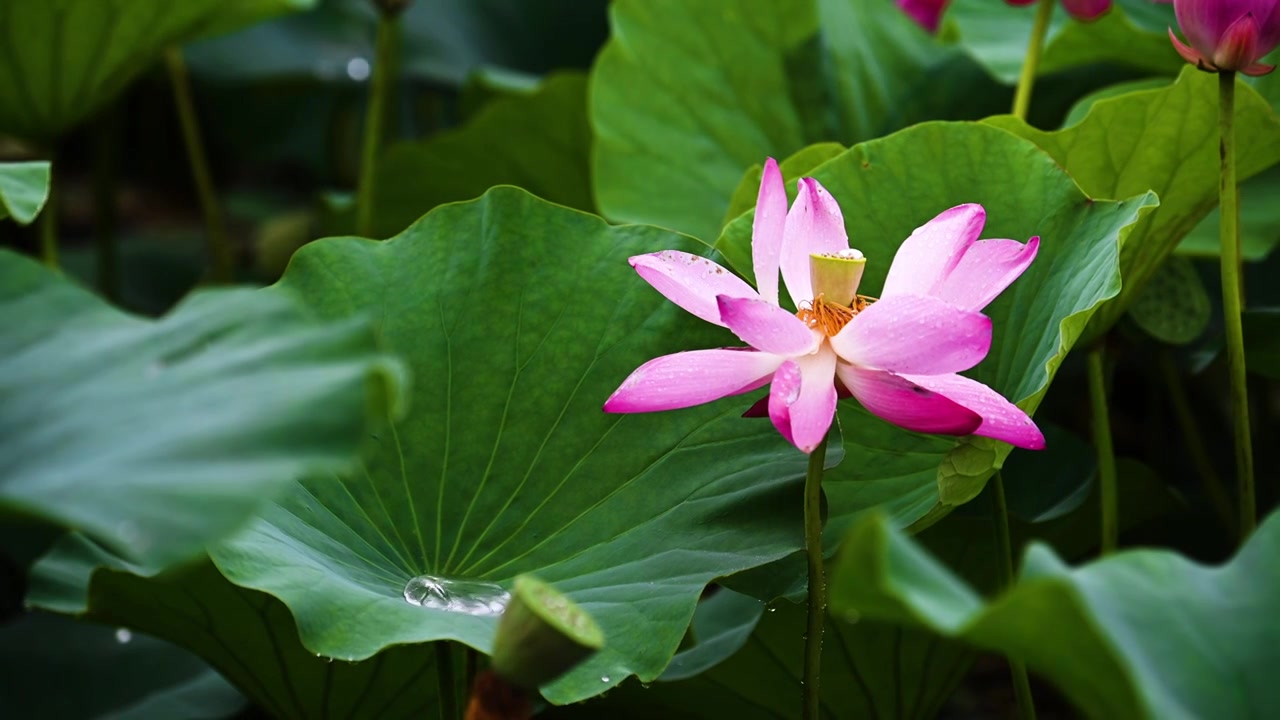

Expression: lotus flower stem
xmin=164 ymin=47 xmax=232 ymax=283
xmin=1012 ymin=0 xmax=1055 ymax=120
xmin=802 ymin=432 xmax=829 ymax=720
xmin=355 ymin=13 xmax=401 ymax=238
xmin=992 ymin=472 xmax=1037 ymax=720
xmin=437 ymin=641 xmax=459 ymax=720
xmin=1160 ymin=353 xmax=1234 ymax=536
xmin=93 ymin=113 xmax=120 ymax=300
xmin=38 ymin=161 xmax=57 ymax=270
xmin=1087 ymin=348 xmax=1118 ymax=555
xmin=1217 ymin=71 xmax=1256 ymax=539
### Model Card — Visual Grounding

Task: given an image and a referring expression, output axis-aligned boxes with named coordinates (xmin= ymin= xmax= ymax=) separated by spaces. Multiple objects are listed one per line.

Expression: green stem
xmin=355 ymin=13 xmax=400 ymax=237
xmin=1218 ymin=71 xmax=1255 ymax=539
xmin=39 ymin=164 xmax=58 ymax=269
xmin=164 ymin=46 xmax=232 ymax=282
xmin=1012 ymin=0 xmax=1055 ymax=120
xmin=1158 ymin=353 xmax=1234 ymax=535
xmin=1087 ymin=347 xmax=1118 ymax=555
xmin=436 ymin=641 xmax=458 ymax=720
xmin=802 ymin=433 xmax=829 ymax=720
xmin=93 ymin=108 xmax=120 ymax=301
xmin=992 ymin=473 xmax=1037 ymax=720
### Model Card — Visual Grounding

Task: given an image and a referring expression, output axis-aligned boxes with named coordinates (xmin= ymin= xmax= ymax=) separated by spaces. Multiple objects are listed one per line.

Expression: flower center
xmin=796 ymin=293 xmax=874 ymax=336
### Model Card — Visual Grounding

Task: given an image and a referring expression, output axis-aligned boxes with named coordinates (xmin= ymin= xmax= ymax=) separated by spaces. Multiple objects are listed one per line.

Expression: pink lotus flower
xmin=1161 ymin=0 xmax=1280 ymax=76
xmin=603 ymin=159 xmax=1045 ymax=454
xmin=899 ymin=0 xmax=1110 ymax=34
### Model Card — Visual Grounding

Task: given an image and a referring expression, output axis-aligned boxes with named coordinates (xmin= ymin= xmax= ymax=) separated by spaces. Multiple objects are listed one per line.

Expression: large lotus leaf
xmin=986 ymin=68 xmax=1280 ymax=343
xmin=0 ymin=250 xmax=403 ymax=568
xmin=945 ymin=0 xmax=1181 ymax=85
xmin=1061 ymin=78 xmax=1173 ymax=127
xmin=590 ymin=0 xmax=1012 ymax=241
xmin=185 ymin=0 xmax=609 ymax=86
xmin=715 ymin=122 xmax=1156 ymax=525
xmin=369 ymin=72 xmax=592 ymax=238
xmin=546 ymin=514 xmax=1000 ymax=720
xmin=830 ymin=510 xmax=1280 ymax=719
xmin=33 ymin=187 xmax=833 ymax=707
xmin=0 ymin=161 xmax=51 ymax=225
xmin=0 ymin=0 xmax=316 ymax=140
xmin=28 ymin=538 xmax=444 ymax=719
xmin=0 ymin=611 xmax=244 ymax=720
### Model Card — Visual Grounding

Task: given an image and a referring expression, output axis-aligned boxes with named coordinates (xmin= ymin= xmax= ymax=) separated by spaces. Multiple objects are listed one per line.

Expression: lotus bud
xmin=1166 ymin=0 xmax=1280 ymax=76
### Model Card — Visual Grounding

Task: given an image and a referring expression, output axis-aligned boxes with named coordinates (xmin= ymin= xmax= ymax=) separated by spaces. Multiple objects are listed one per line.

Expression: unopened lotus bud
xmin=1166 ymin=0 xmax=1280 ymax=76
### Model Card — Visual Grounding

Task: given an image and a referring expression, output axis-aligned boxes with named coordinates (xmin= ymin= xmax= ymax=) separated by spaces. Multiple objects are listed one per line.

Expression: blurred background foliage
xmin=2 ymin=0 xmax=1279 ymax=718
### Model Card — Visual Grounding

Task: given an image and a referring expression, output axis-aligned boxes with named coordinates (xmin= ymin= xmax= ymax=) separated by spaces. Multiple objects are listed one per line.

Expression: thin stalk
xmin=464 ymin=646 xmax=478 ymax=703
xmin=39 ymin=166 xmax=58 ymax=269
xmin=1159 ymin=353 xmax=1234 ymax=535
xmin=93 ymin=108 xmax=121 ymax=300
xmin=1087 ymin=347 xmax=1118 ymax=555
xmin=436 ymin=642 xmax=458 ymax=720
xmin=1218 ymin=71 xmax=1255 ymax=539
xmin=1012 ymin=0 xmax=1055 ymax=120
xmin=802 ymin=433 xmax=829 ymax=720
xmin=992 ymin=473 xmax=1037 ymax=720
xmin=355 ymin=13 xmax=400 ymax=237
xmin=164 ymin=46 xmax=233 ymax=282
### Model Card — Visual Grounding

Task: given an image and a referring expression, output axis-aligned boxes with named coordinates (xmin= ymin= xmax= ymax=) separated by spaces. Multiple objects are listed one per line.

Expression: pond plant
xmin=2 ymin=0 xmax=1280 ymax=719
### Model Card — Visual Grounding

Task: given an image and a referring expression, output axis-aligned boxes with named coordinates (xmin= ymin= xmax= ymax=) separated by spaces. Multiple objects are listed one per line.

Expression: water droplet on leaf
xmin=403 ymin=574 xmax=510 ymax=616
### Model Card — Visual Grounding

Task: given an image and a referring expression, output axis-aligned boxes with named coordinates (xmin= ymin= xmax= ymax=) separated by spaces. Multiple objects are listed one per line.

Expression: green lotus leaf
xmin=545 ymin=514 xmax=1000 ymax=720
xmin=31 ymin=187 xmax=833 ymax=708
xmin=829 ymin=509 xmax=1280 ymax=719
xmin=986 ymin=68 xmax=1280 ymax=343
xmin=590 ymin=0 xmax=1012 ymax=241
xmin=0 ymin=612 xmax=245 ymax=720
xmin=0 ymin=161 xmax=51 ymax=225
xmin=369 ymin=72 xmax=592 ymax=238
xmin=0 ymin=0 xmax=316 ymax=140
xmin=0 ymin=250 xmax=404 ymax=567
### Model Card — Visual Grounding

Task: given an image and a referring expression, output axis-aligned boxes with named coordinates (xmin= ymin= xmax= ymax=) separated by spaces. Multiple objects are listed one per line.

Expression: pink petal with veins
xmin=837 ymin=365 xmax=982 ymax=436
xmin=604 ymin=348 xmax=783 ymax=413
xmin=717 ymin=295 xmax=821 ymax=356
xmin=752 ymin=158 xmax=788 ymax=306
xmin=829 ymin=294 xmax=992 ymax=375
xmin=901 ymin=372 xmax=1046 ymax=449
xmin=934 ymin=237 xmax=1039 ymax=312
xmin=780 ymin=177 xmax=849 ymax=307
xmin=881 ymin=204 xmax=986 ymax=300
xmin=630 ymin=251 xmax=758 ymax=327
xmin=769 ymin=347 xmax=838 ymax=453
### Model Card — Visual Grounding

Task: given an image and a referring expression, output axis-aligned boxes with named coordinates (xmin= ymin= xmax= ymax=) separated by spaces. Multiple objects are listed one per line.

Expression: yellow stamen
xmin=796 ymin=293 xmax=876 ymax=336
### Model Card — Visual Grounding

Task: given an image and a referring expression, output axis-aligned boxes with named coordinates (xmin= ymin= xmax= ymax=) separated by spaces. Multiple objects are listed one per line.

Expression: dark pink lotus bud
xmin=1062 ymin=0 xmax=1112 ymax=19
xmin=897 ymin=0 xmax=951 ymax=33
xmin=1004 ymin=0 xmax=1111 ymax=20
xmin=1166 ymin=0 xmax=1280 ymax=75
